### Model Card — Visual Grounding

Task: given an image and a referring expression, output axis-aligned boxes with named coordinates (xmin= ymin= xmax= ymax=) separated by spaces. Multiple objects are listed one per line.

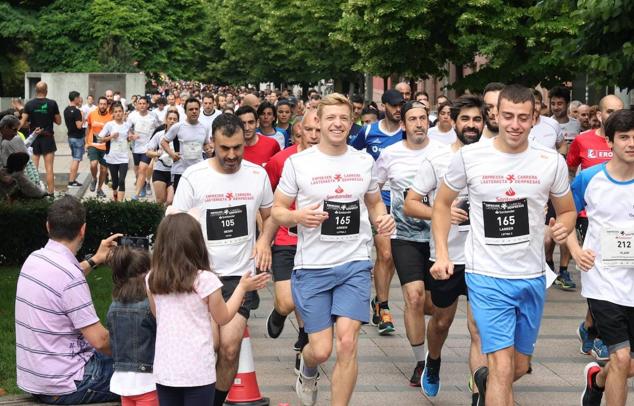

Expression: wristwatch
xmin=85 ymin=255 xmax=98 ymax=269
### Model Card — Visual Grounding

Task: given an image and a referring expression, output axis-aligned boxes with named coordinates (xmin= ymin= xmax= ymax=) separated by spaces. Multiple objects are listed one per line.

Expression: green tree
xmin=448 ymin=0 xmax=579 ymax=92
xmin=263 ymin=0 xmax=359 ymax=90
xmin=336 ymin=0 xmax=459 ymax=83
xmin=0 ymin=2 xmax=39 ymax=95
xmin=210 ymin=0 xmax=274 ymax=84
xmin=210 ymin=0 xmax=359 ymax=89
xmin=548 ymin=0 xmax=634 ymax=90
xmin=30 ymin=0 xmax=213 ymax=80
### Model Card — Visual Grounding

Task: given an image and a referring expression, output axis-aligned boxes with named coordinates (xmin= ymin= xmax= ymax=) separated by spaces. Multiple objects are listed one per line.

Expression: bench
xmin=0 ymin=395 xmax=119 ymax=405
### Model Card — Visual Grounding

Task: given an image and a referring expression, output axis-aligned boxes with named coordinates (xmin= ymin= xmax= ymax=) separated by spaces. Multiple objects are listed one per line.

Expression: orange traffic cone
xmin=224 ymin=327 xmax=270 ymax=406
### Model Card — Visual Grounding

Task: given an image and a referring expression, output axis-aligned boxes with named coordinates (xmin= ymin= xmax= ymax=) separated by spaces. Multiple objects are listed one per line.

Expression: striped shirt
xmin=15 ymin=240 xmax=99 ymax=395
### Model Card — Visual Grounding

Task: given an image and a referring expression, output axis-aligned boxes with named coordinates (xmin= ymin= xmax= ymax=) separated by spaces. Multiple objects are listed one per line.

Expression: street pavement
xmin=49 ymin=143 xmax=634 ymax=406
xmin=250 ymin=273 xmax=634 ymax=406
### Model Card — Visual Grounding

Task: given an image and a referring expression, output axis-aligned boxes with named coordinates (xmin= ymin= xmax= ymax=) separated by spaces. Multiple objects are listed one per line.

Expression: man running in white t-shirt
xmin=272 ymin=93 xmax=395 ymax=406
xmin=160 ymin=98 xmax=212 ymax=191
xmin=127 ymin=96 xmax=160 ymax=200
xmin=373 ymin=100 xmax=441 ymax=388
xmin=404 ymin=95 xmax=488 ymax=404
xmin=431 ymin=85 xmax=576 ymax=405
xmin=172 ymin=113 xmax=275 ymax=406
xmin=199 ymin=92 xmax=222 ymax=131
xmin=567 ymin=110 xmax=634 ymax=406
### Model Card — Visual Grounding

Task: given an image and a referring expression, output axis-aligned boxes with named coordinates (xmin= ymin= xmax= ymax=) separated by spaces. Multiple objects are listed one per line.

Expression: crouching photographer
xmin=15 ymin=195 xmax=123 ymax=404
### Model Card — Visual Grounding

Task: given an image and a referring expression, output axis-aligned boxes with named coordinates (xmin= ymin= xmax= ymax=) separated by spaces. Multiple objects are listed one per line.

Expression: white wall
xmin=24 ymin=72 xmax=146 ymax=141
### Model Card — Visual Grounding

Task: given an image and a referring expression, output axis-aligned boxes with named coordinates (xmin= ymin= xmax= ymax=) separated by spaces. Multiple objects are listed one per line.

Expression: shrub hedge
xmin=0 ymin=198 xmax=164 ymax=265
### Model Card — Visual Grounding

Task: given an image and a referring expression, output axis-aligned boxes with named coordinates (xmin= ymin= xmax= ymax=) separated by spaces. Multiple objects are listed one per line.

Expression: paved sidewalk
xmin=250 ymin=271 xmax=634 ymax=406
xmin=50 ymin=142 xmax=145 ymax=200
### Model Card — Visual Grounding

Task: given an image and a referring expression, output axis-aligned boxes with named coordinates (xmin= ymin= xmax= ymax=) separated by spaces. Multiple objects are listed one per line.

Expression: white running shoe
xmin=295 ymin=354 xmax=319 ymax=406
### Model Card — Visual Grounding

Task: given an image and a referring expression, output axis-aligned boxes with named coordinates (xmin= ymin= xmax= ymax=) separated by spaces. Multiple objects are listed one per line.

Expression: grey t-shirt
xmin=557 ymin=117 xmax=581 ymax=144
xmin=162 ymin=121 xmax=210 ymax=175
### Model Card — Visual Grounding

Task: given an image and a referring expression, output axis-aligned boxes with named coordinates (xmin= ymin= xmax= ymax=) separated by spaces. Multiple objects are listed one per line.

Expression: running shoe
xmin=370 ymin=297 xmax=381 ymax=326
xmin=409 ymin=361 xmax=424 ymax=387
xmin=591 ymin=338 xmax=609 ymax=361
xmin=89 ymin=178 xmax=97 ymax=192
xmin=145 ymin=182 xmax=152 ymax=196
xmin=266 ymin=308 xmax=287 ymax=338
xmin=378 ymin=308 xmax=395 ymax=335
xmin=473 ymin=366 xmax=488 ymax=406
xmin=577 ymin=322 xmax=594 ymax=355
xmin=131 ymin=195 xmax=139 ymax=201
xmin=96 ymin=189 xmax=106 ymax=198
xmin=554 ymin=269 xmax=576 ymax=291
xmin=139 ymin=187 xmax=146 ymax=198
xmin=296 ymin=354 xmax=319 ymax=406
xmin=581 ymin=362 xmax=603 ymax=406
xmin=67 ymin=180 xmax=82 ymax=187
xmin=421 ymin=357 xmax=441 ymax=397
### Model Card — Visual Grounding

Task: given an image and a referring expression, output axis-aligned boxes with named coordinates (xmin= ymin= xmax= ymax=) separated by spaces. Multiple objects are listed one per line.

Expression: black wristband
xmin=86 ymin=257 xmax=98 ymax=269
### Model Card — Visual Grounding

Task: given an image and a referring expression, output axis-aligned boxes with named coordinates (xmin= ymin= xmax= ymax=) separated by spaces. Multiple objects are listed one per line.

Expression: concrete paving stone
xmin=541 ymin=361 xmax=601 ymax=386
xmin=350 ymin=391 xmax=432 ymax=405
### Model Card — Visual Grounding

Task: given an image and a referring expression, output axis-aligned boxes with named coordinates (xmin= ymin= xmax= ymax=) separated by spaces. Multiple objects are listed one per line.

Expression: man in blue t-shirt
xmin=351 ymin=89 xmax=404 ymax=335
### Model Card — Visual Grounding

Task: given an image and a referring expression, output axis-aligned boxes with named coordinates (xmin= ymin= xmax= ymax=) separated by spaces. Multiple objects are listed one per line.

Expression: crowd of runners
xmin=9 ymin=79 xmax=634 ymax=406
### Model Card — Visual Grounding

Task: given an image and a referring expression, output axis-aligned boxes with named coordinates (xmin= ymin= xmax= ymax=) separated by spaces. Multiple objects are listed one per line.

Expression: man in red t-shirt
xmin=566 ymin=94 xmax=624 ymax=362
xmin=236 ymin=105 xmax=280 ymax=166
xmin=263 ymin=109 xmax=321 ymax=370
xmin=567 ymin=95 xmax=624 ymax=177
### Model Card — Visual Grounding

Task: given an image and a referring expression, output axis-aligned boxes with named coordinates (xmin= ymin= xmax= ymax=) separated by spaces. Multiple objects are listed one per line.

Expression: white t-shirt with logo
xmin=572 ymin=164 xmax=634 ymax=306
xmin=427 ymin=126 xmax=457 ymax=145
xmin=127 ymin=111 xmax=160 ymax=154
xmin=373 ymin=140 xmax=441 ymax=242
xmin=172 ymin=160 xmax=274 ymax=277
xmin=99 ymin=121 xmax=131 ymax=165
xmin=277 ymin=146 xmax=379 ymax=269
xmin=411 ymin=144 xmax=469 ymax=264
xmin=162 ymin=121 xmax=210 ymax=175
xmin=443 ymin=140 xmax=569 ymax=278
xmin=529 ymin=115 xmax=563 ymax=150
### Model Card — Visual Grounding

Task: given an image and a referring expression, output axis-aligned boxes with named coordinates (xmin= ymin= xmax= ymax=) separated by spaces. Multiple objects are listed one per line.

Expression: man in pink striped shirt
xmin=15 ymin=195 xmax=120 ymax=404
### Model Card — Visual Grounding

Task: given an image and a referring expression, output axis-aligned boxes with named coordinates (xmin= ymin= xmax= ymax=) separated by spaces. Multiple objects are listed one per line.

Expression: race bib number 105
xmin=206 ymin=205 xmax=249 ymax=246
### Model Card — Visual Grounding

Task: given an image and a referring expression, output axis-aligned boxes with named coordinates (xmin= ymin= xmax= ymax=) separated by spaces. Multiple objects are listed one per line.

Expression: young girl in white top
xmin=146 ymin=209 xmax=269 ymax=406
xmin=98 ymin=102 xmax=131 ymax=201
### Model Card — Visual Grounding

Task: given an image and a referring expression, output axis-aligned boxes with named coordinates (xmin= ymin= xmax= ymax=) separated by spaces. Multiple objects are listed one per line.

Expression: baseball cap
xmin=381 ymin=89 xmax=405 ymax=106
xmin=400 ymin=101 xmax=428 ymax=120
